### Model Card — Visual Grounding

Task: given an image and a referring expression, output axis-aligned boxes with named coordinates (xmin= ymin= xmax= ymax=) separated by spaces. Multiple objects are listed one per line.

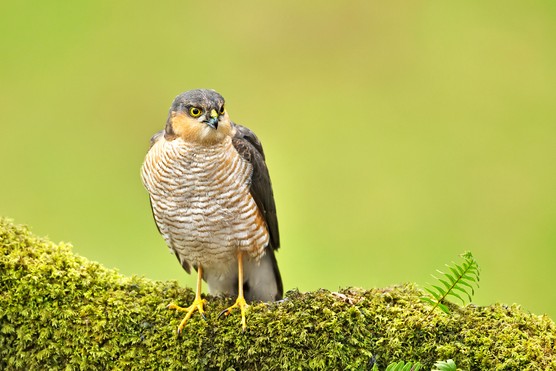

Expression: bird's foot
xmin=218 ymin=296 xmax=249 ymax=331
xmin=167 ymin=297 xmax=207 ymax=334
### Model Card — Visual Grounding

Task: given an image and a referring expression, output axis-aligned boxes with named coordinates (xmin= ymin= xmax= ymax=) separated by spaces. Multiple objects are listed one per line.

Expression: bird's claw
xmin=218 ymin=296 xmax=249 ymax=331
xmin=167 ymin=298 xmax=207 ymax=334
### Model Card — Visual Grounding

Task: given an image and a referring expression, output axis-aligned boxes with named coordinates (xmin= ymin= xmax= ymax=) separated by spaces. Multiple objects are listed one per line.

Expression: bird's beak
xmin=205 ymin=109 xmax=219 ymax=129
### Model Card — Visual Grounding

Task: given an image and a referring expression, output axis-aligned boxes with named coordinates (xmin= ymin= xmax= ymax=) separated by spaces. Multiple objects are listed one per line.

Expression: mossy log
xmin=1 ymin=218 xmax=555 ymax=370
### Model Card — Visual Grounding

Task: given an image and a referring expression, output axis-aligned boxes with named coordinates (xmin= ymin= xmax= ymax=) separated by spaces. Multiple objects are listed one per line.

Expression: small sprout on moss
xmin=382 ymin=360 xmax=423 ymax=371
xmin=421 ymin=251 xmax=480 ymax=316
xmin=432 ymin=359 xmax=457 ymax=371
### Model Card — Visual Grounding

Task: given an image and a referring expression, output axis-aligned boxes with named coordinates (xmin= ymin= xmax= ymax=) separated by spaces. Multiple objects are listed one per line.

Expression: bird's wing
xmin=149 ymin=129 xmax=165 ymax=148
xmin=144 ymin=130 xmax=165 ymax=238
xmin=231 ymin=123 xmax=280 ymax=250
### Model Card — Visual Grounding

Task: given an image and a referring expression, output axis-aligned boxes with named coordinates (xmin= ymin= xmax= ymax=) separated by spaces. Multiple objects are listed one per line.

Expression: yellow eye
xmin=189 ymin=107 xmax=203 ymax=117
xmin=219 ymin=105 xmax=225 ymax=115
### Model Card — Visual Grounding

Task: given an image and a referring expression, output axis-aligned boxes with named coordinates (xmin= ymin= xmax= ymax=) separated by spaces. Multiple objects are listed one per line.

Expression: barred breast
xmin=141 ymin=136 xmax=270 ymax=270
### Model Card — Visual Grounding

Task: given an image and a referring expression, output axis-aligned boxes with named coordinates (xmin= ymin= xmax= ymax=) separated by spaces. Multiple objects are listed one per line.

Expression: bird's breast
xmin=141 ymin=137 xmax=269 ymax=268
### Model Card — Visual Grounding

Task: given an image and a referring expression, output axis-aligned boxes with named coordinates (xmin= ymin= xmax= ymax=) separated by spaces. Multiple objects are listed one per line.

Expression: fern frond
xmin=432 ymin=359 xmax=457 ymax=371
xmin=385 ymin=361 xmax=423 ymax=371
xmin=421 ymin=251 xmax=480 ymax=316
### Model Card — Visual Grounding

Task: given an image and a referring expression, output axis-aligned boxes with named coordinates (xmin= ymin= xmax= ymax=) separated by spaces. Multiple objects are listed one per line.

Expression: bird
xmin=141 ymin=89 xmax=282 ymax=332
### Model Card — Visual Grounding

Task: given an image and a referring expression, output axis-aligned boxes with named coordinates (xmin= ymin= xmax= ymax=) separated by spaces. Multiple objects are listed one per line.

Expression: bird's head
xmin=165 ymin=89 xmax=234 ymax=145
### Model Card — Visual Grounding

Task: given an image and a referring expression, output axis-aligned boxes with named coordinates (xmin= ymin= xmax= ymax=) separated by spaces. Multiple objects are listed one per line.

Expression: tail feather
xmin=204 ymin=249 xmax=282 ymax=302
xmin=243 ymin=249 xmax=283 ymax=302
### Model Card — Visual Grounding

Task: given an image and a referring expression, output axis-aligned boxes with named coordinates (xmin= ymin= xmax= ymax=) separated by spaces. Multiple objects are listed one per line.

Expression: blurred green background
xmin=1 ymin=1 xmax=555 ymax=318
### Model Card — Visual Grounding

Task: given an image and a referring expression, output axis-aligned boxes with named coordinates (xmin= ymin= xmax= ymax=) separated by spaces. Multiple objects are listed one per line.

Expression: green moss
xmin=1 ymin=218 xmax=555 ymax=370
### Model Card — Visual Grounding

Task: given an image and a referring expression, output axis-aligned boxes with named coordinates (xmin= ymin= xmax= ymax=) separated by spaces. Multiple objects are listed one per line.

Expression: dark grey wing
xmin=231 ymin=123 xmax=280 ymax=250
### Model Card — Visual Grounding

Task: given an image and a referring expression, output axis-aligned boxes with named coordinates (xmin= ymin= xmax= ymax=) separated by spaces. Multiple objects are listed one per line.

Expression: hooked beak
xmin=205 ymin=109 xmax=219 ymax=129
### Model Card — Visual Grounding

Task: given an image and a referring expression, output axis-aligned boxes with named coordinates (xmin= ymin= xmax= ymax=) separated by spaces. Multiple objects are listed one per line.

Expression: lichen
xmin=1 ymin=218 xmax=555 ymax=370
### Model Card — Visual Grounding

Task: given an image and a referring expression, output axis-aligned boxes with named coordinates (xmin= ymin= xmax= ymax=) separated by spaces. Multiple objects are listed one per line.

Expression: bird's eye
xmin=219 ymin=105 xmax=225 ymax=115
xmin=189 ymin=107 xmax=203 ymax=118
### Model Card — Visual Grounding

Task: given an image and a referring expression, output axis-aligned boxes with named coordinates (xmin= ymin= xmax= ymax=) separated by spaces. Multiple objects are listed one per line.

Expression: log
xmin=1 ymin=218 xmax=555 ymax=370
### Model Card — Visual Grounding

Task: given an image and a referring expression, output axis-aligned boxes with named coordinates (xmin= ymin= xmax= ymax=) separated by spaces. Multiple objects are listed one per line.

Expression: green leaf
xmin=386 ymin=361 xmax=422 ymax=371
xmin=431 ymin=285 xmax=445 ymax=296
xmin=420 ymin=251 xmax=480 ymax=317
xmin=432 ymin=359 xmax=457 ymax=371
xmin=448 ymin=266 xmax=460 ymax=278
xmin=452 ymin=285 xmax=473 ymax=302
xmin=446 ymin=290 xmax=465 ymax=304
xmin=425 ymin=288 xmax=441 ymax=300
xmin=444 ymin=272 xmax=456 ymax=284
xmin=437 ymin=302 xmax=450 ymax=314
xmin=438 ymin=278 xmax=453 ymax=291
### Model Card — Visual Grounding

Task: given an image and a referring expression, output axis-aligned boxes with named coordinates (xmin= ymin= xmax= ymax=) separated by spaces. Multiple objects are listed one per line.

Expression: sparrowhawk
xmin=141 ymin=89 xmax=282 ymax=332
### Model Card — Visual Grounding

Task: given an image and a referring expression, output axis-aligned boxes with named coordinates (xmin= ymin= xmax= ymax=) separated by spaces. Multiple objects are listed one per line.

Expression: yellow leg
xmin=219 ymin=251 xmax=249 ymax=331
xmin=167 ymin=264 xmax=207 ymax=334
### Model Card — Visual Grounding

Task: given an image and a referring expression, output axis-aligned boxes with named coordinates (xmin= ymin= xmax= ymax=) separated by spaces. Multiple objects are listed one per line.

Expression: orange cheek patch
xmin=169 ymin=111 xmax=234 ymax=145
xmin=170 ymin=112 xmax=202 ymax=141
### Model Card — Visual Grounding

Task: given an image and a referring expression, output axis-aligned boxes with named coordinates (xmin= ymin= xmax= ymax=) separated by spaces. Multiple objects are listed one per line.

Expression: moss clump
xmin=1 ymin=218 xmax=555 ymax=370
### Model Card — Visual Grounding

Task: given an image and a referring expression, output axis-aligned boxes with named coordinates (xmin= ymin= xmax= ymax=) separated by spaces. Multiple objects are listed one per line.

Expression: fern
xmin=373 ymin=360 xmax=456 ymax=371
xmin=432 ymin=359 xmax=457 ymax=371
xmin=374 ymin=360 xmax=456 ymax=371
xmin=421 ymin=251 xmax=480 ymax=315
xmin=383 ymin=361 xmax=422 ymax=371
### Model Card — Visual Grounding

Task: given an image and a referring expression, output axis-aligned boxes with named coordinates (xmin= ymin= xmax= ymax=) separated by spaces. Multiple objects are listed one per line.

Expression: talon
xmin=219 ymin=296 xmax=249 ymax=331
xmin=216 ymin=251 xmax=250 ymax=331
xmin=167 ymin=297 xmax=206 ymax=333
xmin=167 ymin=303 xmax=180 ymax=311
xmin=218 ymin=309 xmax=227 ymax=319
xmin=168 ymin=265 xmax=207 ymax=333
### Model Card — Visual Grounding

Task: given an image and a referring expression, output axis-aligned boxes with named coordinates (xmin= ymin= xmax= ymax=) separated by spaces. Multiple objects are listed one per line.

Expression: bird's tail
xmin=243 ymin=248 xmax=283 ymax=302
